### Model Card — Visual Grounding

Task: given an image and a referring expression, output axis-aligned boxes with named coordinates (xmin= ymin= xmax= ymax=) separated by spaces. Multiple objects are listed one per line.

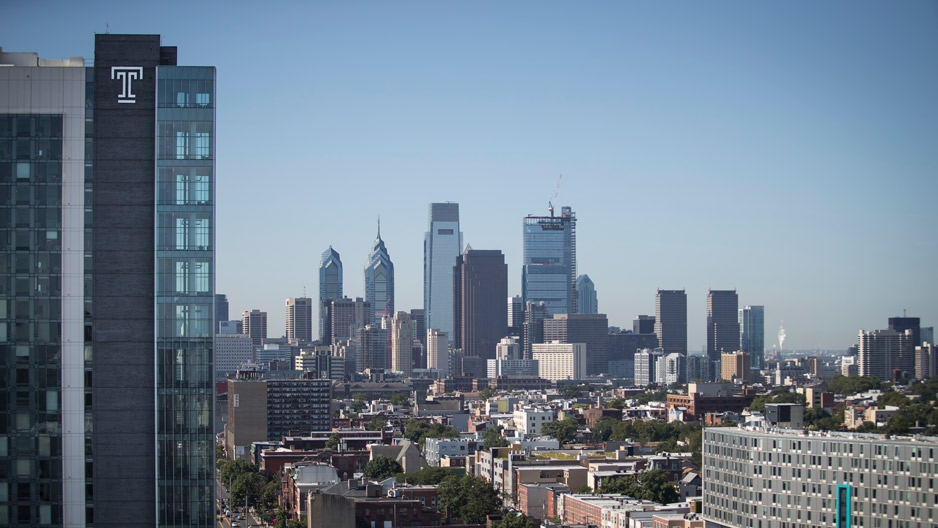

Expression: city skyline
xmin=4 ymin=2 xmax=935 ymax=350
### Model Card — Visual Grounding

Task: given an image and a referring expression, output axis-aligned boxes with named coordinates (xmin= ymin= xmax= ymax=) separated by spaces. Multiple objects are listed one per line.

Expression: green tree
xmin=219 ymin=459 xmax=257 ymax=493
xmin=403 ymin=418 xmax=459 ymax=445
xmin=597 ymin=469 xmax=678 ymax=504
xmin=592 ymin=416 xmax=620 ymax=442
xmin=877 ymin=391 xmax=910 ymax=408
xmin=438 ymin=474 xmax=501 ymax=523
xmin=230 ymin=471 xmax=267 ymax=509
xmin=483 ymin=426 xmax=509 ymax=449
xmin=395 ymin=466 xmax=453 ymax=485
xmin=478 ymin=387 xmax=495 ymax=400
xmin=828 ymin=375 xmax=881 ymax=396
xmin=541 ymin=417 xmax=579 ymax=445
xmin=325 ymin=432 xmax=342 ymax=450
xmin=389 ymin=391 xmax=409 ymax=406
xmin=364 ymin=456 xmax=403 ymax=480
xmin=560 ymin=384 xmax=588 ymax=399
xmin=366 ymin=416 xmax=387 ymax=431
xmin=495 ymin=512 xmax=539 ymax=528
xmin=635 ymin=389 xmax=668 ymax=405
xmin=607 ymin=398 xmax=625 ymax=410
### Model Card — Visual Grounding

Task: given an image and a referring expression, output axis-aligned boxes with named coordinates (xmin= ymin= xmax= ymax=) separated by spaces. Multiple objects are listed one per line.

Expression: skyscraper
xmin=453 ymin=249 xmax=508 ymax=360
xmin=364 ymin=222 xmax=394 ymax=325
xmin=633 ymin=315 xmax=655 ymax=334
xmin=319 ymin=246 xmax=343 ymax=342
xmin=329 ymin=297 xmax=370 ymax=346
xmin=391 ymin=311 xmax=414 ymax=376
xmin=858 ymin=328 xmax=915 ymax=381
xmin=706 ymin=289 xmax=740 ymax=362
xmin=522 ymin=301 xmax=548 ymax=360
xmin=739 ymin=305 xmax=765 ymax=370
xmin=424 ymin=203 xmax=461 ymax=340
xmin=1 ymin=35 xmax=216 ymax=527
xmin=576 ymin=274 xmax=598 ymax=314
xmin=216 ymin=293 xmax=230 ymax=333
xmin=427 ymin=329 xmax=449 ymax=377
xmin=522 ymin=206 xmax=576 ymax=316
xmin=888 ymin=316 xmax=921 ymax=346
xmin=285 ymin=296 xmax=313 ymax=344
xmin=508 ymin=295 xmax=524 ymax=335
xmin=242 ymin=309 xmax=268 ymax=348
xmin=655 ymin=289 xmax=687 ymax=356
xmin=543 ymin=313 xmax=609 ymax=376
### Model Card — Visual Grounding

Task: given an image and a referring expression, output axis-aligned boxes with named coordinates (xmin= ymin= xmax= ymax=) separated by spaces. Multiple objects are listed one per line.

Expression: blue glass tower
xmin=364 ymin=222 xmax=394 ymax=325
xmin=423 ymin=203 xmax=461 ymax=340
xmin=576 ymin=274 xmax=598 ymax=314
xmin=740 ymin=305 xmax=765 ymax=370
xmin=522 ymin=206 xmax=576 ymax=316
xmin=319 ymin=246 xmax=343 ymax=342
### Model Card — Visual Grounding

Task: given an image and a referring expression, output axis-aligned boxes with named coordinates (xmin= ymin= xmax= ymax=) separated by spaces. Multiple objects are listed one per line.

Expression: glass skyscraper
xmin=739 ymin=305 xmax=765 ymax=370
xmin=423 ymin=202 xmax=461 ymax=340
xmin=364 ymin=223 xmax=394 ymax=325
xmin=1 ymin=34 xmax=216 ymax=527
xmin=319 ymin=246 xmax=343 ymax=342
xmin=575 ymin=274 xmax=597 ymax=314
xmin=522 ymin=206 xmax=576 ymax=317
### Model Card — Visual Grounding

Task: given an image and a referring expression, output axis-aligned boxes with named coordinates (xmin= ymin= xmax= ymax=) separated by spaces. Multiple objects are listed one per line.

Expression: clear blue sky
xmin=4 ymin=1 xmax=936 ymax=350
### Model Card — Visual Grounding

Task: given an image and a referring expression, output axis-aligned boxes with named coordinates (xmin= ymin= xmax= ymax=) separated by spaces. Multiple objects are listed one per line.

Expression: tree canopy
xmin=541 ymin=417 xmax=579 ymax=445
xmin=827 ymin=375 xmax=881 ymax=396
xmin=483 ymin=426 xmax=509 ymax=450
xmin=364 ymin=456 xmax=403 ymax=480
xmin=403 ymin=418 xmax=459 ymax=445
xmin=438 ymin=474 xmax=501 ymax=524
xmin=596 ymin=469 xmax=678 ymax=504
xmin=394 ymin=466 xmax=453 ymax=485
xmin=389 ymin=392 xmax=409 ymax=406
xmin=494 ymin=512 xmax=540 ymax=528
xmin=749 ymin=387 xmax=806 ymax=412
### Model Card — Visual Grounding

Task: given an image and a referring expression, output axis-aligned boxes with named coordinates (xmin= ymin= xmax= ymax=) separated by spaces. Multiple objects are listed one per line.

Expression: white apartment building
xmin=427 ymin=328 xmax=449 ymax=377
xmin=532 ymin=341 xmax=586 ymax=381
xmin=513 ymin=406 xmax=556 ymax=435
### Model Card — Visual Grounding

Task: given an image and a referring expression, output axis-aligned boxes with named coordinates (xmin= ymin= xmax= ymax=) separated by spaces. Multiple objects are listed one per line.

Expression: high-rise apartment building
xmin=543 ymin=313 xmax=609 ymax=376
xmin=508 ymin=295 xmax=524 ymax=335
xmin=285 ymin=296 xmax=313 ymax=344
xmin=634 ymin=349 xmax=664 ymax=387
xmin=242 ymin=309 xmax=268 ymax=348
xmin=532 ymin=342 xmax=587 ymax=381
xmin=319 ymin=246 xmax=343 ymax=343
xmin=410 ymin=307 xmax=426 ymax=352
xmin=391 ymin=311 xmax=414 ymax=377
xmin=1 ymin=35 xmax=216 ymax=527
xmin=576 ymin=274 xmax=598 ymax=314
xmin=522 ymin=206 xmax=576 ymax=316
xmin=453 ymin=249 xmax=508 ymax=360
xmin=703 ymin=426 xmax=938 ymax=528
xmin=720 ymin=350 xmax=751 ymax=383
xmin=915 ymin=342 xmax=936 ymax=380
xmin=739 ymin=305 xmax=765 ymax=370
xmin=216 ymin=293 xmax=230 ymax=333
xmin=357 ymin=325 xmax=388 ymax=372
xmin=364 ymin=224 xmax=394 ymax=325
xmin=685 ymin=354 xmax=713 ymax=383
xmin=706 ymin=289 xmax=739 ymax=362
xmin=427 ymin=329 xmax=449 ymax=378
xmin=857 ymin=328 xmax=915 ymax=381
xmin=655 ymin=289 xmax=687 ymax=356
xmin=424 ymin=203 xmax=461 ymax=340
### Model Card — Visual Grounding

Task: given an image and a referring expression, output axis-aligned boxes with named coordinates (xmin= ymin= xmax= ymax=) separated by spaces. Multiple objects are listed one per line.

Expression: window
xmin=175 ymin=261 xmax=189 ymax=293
xmin=194 ymin=261 xmax=209 ymax=293
xmin=176 ymin=92 xmax=189 ymax=108
xmin=195 ymin=132 xmax=210 ymax=159
xmin=193 ymin=218 xmax=209 ymax=249
xmin=175 ymin=131 xmax=188 ymax=159
xmin=175 ymin=217 xmax=189 ymax=249
xmin=176 ymin=174 xmax=188 ymax=204
xmin=196 ymin=93 xmax=210 ymax=107
xmin=194 ymin=175 xmax=209 ymax=203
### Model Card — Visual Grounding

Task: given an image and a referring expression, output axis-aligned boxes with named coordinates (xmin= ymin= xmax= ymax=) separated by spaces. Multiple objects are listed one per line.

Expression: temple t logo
xmin=111 ymin=66 xmax=144 ymax=103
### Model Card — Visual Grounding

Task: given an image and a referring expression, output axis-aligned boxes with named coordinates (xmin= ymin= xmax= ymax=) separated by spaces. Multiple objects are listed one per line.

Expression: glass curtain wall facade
xmin=739 ymin=305 xmax=765 ymax=370
xmin=364 ymin=228 xmax=394 ymax=325
xmin=423 ymin=203 xmax=461 ymax=340
xmin=155 ymin=66 xmax=216 ymax=527
xmin=522 ymin=206 xmax=576 ymax=317
xmin=318 ymin=247 xmax=342 ymax=343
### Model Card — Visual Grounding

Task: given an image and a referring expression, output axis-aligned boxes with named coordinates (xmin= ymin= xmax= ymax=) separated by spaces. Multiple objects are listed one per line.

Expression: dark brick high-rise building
xmin=453 ymin=250 xmax=508 ymax=360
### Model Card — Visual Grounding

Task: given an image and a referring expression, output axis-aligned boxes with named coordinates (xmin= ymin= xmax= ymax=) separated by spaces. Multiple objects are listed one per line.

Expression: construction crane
xmin=548 ymin=173 xmax=562 ymax=217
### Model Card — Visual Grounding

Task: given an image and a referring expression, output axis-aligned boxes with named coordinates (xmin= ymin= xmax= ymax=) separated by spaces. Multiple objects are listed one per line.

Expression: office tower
xmin=633 ymin=315 xmax=655 ymax=334
xmin=364 ymin=223 xmax=394 ymax=325
xmin=720 ymin=350 xmax=751 ymax=383
xmin=634 ymin=349 xmax=664 ymax=387
xmin=285 ymin=296 xmax=313 ymax=344
xmin=888 ymin=315 xmax=921 ymax=346
xmin=706 ymin=289 xmax=739 ymax=362
xmin=508 ymin=295 xmax=524 ymax=336
xmin=915 ymin=343 xmax=936 ymax=380
xmin=391 ymin=311 xmax=414 ymax=376
xmin=607 ymin=331 xmax=658 ymax=380
xmin=424 ymin=203 xmax=461 ymax=340
xmin=318 ymin=246 xmax=343 ymax=343
xmin=522 ymin=301 xmax=548 ymax=359
xmin=218 ymin=320 xmax=242 ymax=334
xmin=703 ymin=427 xmax=938 ymax=528
xmin=522 ymin=206 xmax=576 ymax=316
xmin=655 ymin=289 xmax=687 ymax=356
xmin=453 ymin=249 xmax=508 ymax=360
xmin=242 ymin=309 xmax=268 ymax=348
xmin=922 ymin=327 xmax=934 ymax=345
xmin=532 ymin=342 xmax=587 ymax=381
xmin=410 ymin=307 xmax=426 ymax=351
xmin=329 ymin=297 xmax=370 ymax=346
xmin=427 ymin=329 xmax=449 ymax=377
xmin=857 ymin=328 xmax=915 ymax=380
xmin=215 ymin=293 xmax=229 ymax=332
xmin=215 ymin=333 xmax=254 ymax=373
xmin=575 ymin=274 xmax=598 ymax=314
xmin=739 ymin=305 xmax=765 ymax=370
xmin=1 ymin=35 xmax=217 ymax=527
xmin=543 ymin=313 xmax=609 ymax=376
xmin=496 ymin=336 xmax=522 ymax=360
xmin=356 ymin=325 xmax=388 ymax=372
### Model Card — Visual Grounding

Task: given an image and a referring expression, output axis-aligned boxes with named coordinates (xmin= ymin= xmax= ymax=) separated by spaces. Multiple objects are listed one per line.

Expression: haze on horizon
xmin=3 ymin=1 xmax=936 ymax=351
